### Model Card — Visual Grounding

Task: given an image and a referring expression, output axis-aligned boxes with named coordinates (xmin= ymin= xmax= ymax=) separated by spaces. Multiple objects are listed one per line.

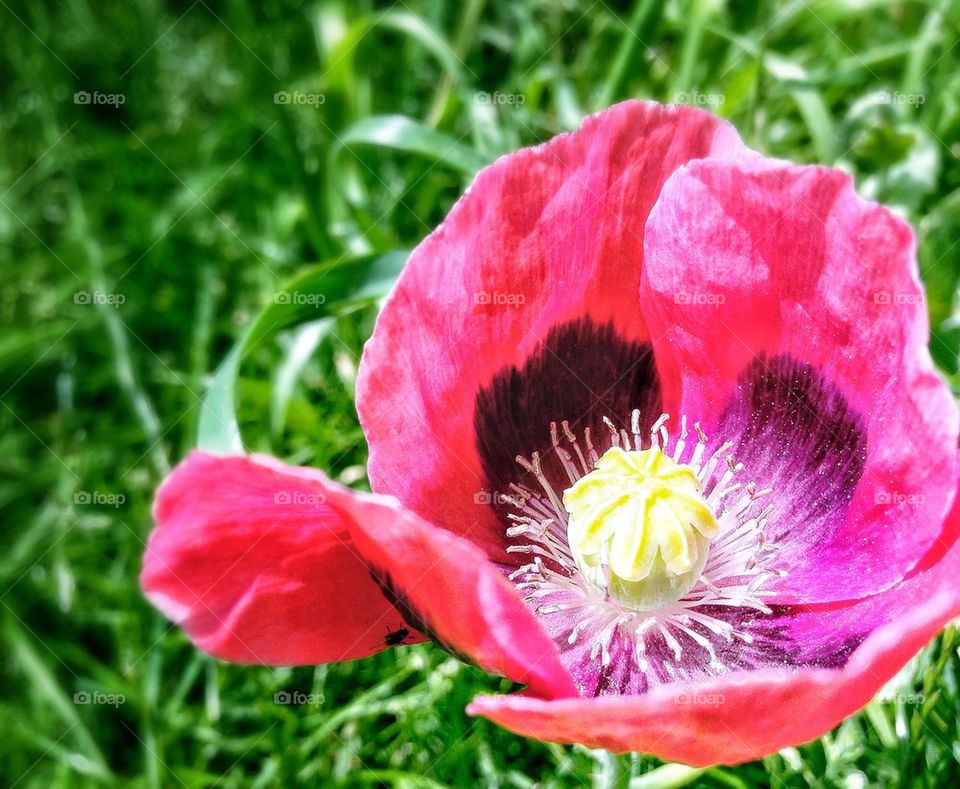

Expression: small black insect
xmin=382 ymin=626 xmax=411 ymax=647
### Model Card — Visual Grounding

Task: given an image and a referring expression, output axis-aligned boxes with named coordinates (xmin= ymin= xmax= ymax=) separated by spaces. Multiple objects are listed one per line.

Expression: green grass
xmin=2 ymin=0 xmax=960 ymax=785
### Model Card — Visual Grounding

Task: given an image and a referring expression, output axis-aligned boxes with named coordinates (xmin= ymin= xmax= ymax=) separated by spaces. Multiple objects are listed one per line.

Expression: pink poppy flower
xmin=142 ymin=101 xmax=960 ymax=765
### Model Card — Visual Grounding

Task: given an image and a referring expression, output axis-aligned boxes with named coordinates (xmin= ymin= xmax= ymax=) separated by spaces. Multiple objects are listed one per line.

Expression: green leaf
xmin=596 ymin=0 xmax=663 ymax=108
xmin=197 ymin=250 xmax=409 ymax=452
xmin=323 ymin=11 xmax=466 ymax=92
xmin=270 ymin=319 xmax=335 ymax=438
xmin=197 ymin=344 xmax=245 ymax=454
xmin=790 ymin=88 xmax=837 ymax=163
xmin=631 ymin=763 xmax=708 ymax=788
xmin=920 ymin=189 xmax=960 ymax=375
xmin=5 ymin=617 xmax=112 ymax=780
xmin=334 ymin=115 xmax=489 ymax=177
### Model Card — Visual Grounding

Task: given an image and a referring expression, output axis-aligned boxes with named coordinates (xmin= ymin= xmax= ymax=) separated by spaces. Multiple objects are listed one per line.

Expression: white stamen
xmin=498 ymin=408 xmax=783 ymax=690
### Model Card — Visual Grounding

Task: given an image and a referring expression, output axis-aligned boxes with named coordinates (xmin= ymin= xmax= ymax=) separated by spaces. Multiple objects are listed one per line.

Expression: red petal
xmin=640 ymin=158 xmax=958 ymax=601
xmin=324 ymin=485 xmax=578 ymax=699
xmin=142 ymin=451 xmax=423 ymax=664
xmin=470 ymin=533 xmax=960 ymax=764
xmin=358 ymin=101 xmax=749 ymax=548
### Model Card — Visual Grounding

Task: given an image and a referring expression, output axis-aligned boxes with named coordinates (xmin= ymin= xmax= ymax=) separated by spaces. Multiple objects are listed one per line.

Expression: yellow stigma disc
xmin=562 ymin=445 xmax=719 ymax=610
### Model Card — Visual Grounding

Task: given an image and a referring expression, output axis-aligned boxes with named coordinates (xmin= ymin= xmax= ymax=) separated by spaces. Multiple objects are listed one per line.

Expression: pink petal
xmin=142 ymin=451 xmax=423 ymax=664
xmin=358 ymin=101 xmax=750 ymax=549
xmin=324 ymin=485 xmax=579 ymax=699
xmin=469 ymin=495 xmax=960 ymax=763
xmin=640 ymin=158 xmax=958 ymax=602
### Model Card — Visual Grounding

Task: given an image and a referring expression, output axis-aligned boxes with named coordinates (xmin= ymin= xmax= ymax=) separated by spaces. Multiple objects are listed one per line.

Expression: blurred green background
xmin=2 ymin=0 xmax=960 ymax=786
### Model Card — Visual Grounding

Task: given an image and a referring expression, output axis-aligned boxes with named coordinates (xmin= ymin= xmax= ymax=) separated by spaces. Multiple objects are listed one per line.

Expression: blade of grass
xmin=323 ymin=12 xmax=466 ymax=93
xmin=66 ymin=186 xmax=170 ymax=477
xmin=270 ymin=319 xmax=333 ymax=439
xmin=426 ymin=0 xmax=487 ymax=127
xmin=334 ymin=115 xmax=489 ymax=177
xmin=670 ymin=0 xmax=710 ymax=98
xmin=596 ymin=0 xmax=663 ymax=108
xmin=632 ymin=763 xmax=707 ymax=788
xmin=5 ymin=616 xmax=111 ymax=780
xmin=198 ymin=250 xmax=408 ymax=452
xmin=182 ymin=260 xmax=216 ymax=456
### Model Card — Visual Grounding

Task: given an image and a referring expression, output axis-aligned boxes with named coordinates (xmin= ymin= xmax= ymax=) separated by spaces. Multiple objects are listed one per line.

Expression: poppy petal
xmin=358 ymin=101 xmax=750 ymax=550
xmin=324 ymin=484 xmax=579 ymax=700
xmin=469 ymin=499 xmax=960 ymax=764
xmin=142 ymin=451 xmax=423 ymax=664
xmin=640 ymin=158 xmax=958 ymax=601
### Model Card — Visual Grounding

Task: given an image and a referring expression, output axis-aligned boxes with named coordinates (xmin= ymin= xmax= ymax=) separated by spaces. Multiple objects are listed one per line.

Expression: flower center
xmin=500 ymin=410 xmax=785 ymax=690
xmin=562 ymin=446 xmax=719 ymax=610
